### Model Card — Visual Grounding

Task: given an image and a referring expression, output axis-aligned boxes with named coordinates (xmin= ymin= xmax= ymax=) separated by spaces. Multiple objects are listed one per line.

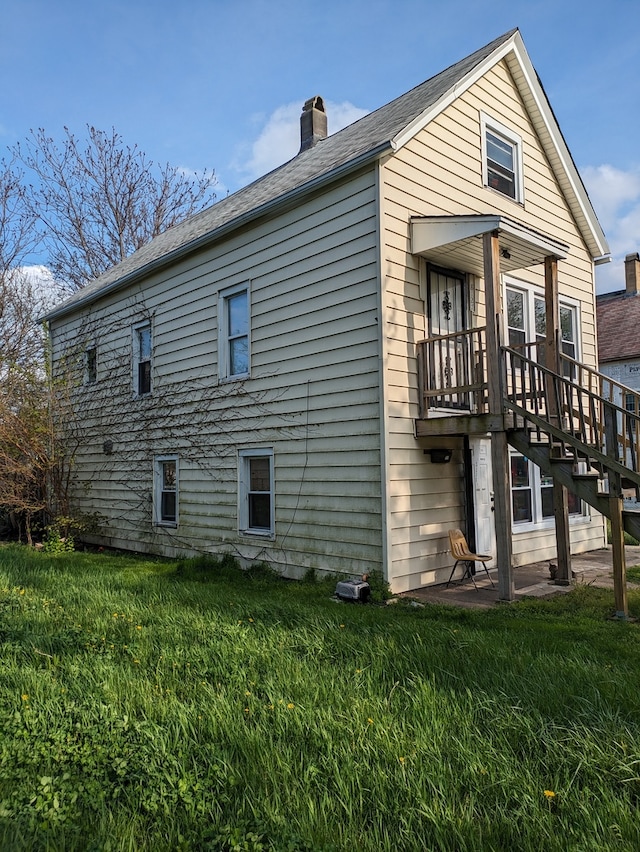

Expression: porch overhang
xmin=410 ymin=214 xmax=569 ymax=276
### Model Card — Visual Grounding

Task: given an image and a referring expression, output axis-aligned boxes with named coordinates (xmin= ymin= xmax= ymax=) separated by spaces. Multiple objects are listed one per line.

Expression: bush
xmin=41 ymin=524 xmax=74 ymax=553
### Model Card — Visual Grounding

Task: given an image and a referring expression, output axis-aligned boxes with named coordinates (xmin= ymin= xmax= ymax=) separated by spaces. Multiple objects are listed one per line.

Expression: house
xmin=597 ymin=253 xmax=640 ymax=402
xmin=45 ymin=28 xmax=629 ymax=600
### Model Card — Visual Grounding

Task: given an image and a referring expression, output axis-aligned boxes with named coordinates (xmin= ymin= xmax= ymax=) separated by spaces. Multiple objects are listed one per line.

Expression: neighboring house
xmin=43 ymin=29 xmax=612 ymax=596
xmin=597 ymin=253 xmax=640 ymax=405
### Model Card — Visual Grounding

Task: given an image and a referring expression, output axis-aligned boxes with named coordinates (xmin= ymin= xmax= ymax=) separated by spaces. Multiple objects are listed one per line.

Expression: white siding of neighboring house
xmin=49 ymin=169 xmax=385 ymax=579
xmin=379 ymin=59 xmax=605 ymax=592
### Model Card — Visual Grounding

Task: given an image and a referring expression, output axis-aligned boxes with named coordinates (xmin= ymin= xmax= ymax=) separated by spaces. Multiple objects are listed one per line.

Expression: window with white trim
xmin=85 ymin=346 xmax=97 ymax=384
xmin=219 ymin=284 xmax=249 ymax=380
xmin=481 ymin=114 xmax=523 ymax=202
xmin=510 ymin=451 xmax=583 ymax=526
xmin=505 ymin=283 xmax=579 ymax=368
xmin=154 ymin=456 xmax=178 ymax=526
xmin=238 ymin=448 xmax=274 ymax=536
xmin=133 ymin=321 xmax=152 ymax=396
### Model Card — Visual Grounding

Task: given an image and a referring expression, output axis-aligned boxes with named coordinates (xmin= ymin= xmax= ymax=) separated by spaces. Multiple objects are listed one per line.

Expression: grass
xmin=1 ymin=547 xmax=640 ymax=851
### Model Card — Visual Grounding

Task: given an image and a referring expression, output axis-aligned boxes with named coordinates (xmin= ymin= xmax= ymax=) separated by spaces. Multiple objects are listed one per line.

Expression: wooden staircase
xmin=502 ymin=345 xmax=640 ymax=542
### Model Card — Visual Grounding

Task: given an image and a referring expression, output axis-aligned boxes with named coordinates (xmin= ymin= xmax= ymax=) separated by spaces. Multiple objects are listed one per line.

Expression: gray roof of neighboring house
xmin=44 ymin=29 xmax=517 ymax=322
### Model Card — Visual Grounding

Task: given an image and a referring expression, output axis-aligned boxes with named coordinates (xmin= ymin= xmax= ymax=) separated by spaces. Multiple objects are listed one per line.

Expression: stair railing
xmin=502 ymin=345 xmax=640 ymax=492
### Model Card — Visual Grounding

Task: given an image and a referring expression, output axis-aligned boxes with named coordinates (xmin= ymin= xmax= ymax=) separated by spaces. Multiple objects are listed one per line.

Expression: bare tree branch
xmin=14 ymin=126 xmax=217 ymax=292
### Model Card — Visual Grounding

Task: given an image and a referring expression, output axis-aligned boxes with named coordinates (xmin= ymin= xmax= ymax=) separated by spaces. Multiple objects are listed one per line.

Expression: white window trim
xmin=504 ymin=278 xmax=582 ymax=364
xmin=480 ymin=113 xmax=524 ymax=204
xmin=85 ymin=345 xmax=97 ymax=385
xmin=132 ymin=319 xmax=152 ymax=397
xmin=238 ymin=448 xmax=274 ymax=538
xmin=510 ymin=450 xmax=589 ymax=532
xmin=153 ymin=455 xmax=179 ymax=528
xmin=219 ymin=282 xmax=250 ymax=382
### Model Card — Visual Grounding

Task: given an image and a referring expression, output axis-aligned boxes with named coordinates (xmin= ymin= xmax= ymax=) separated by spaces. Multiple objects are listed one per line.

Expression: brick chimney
xmin=625 ymin=253 xmax=640 ymax=295
xmin=300 ymin=96 xmax=327 ymax=152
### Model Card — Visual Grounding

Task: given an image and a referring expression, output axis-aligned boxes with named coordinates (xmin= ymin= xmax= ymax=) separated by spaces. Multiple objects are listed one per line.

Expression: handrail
xmin=502 ymin=344 xmax=640 ymax=491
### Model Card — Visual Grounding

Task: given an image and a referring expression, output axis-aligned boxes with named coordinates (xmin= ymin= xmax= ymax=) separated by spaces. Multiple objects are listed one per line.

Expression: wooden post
xmin=483 ymin=231 xmax=514 ymax=601
xmin=604 ymin=402 xmax=628 ymax=618
xmin=544 ymin=255 xmax=572 ymax=584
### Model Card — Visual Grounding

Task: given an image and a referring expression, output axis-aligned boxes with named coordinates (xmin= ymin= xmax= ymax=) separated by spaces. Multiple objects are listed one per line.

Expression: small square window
xmin=154 ymin=456 xmax=178 ymax=526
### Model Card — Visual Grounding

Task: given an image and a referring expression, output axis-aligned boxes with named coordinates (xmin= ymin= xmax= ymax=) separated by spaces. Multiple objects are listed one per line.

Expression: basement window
xmin=481 ymin=114 xmax=523 ymax=202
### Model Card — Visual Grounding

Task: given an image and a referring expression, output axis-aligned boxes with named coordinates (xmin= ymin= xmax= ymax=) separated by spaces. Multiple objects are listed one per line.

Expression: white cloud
xmin=582 ymin=164 xmax=640 ymax=293
xmin=19 ymin=264 xmax=61 ymax=313
xmin=232 ymin=100 xmax=369 ymax=185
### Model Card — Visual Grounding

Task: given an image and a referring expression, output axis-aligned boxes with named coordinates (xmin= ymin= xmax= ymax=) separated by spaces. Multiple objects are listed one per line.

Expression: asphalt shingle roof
xmin=597 ymin=292 xmax=640 ymax=362
xmin=45 ymin=29 xmax=517 ymax=321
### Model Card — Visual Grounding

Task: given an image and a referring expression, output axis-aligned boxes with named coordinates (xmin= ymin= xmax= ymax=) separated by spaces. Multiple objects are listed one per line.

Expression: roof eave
xmin=42 ymin=140 xmax=392 ymax=324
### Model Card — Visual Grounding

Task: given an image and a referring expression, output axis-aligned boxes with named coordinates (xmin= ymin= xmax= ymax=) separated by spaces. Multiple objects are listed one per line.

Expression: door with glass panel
xmin=428 ymin=267 xmax=467 ymax=409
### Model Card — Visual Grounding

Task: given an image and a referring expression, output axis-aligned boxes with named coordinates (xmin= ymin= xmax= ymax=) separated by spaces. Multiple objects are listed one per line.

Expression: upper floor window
xmin=85 ymin=347 xmax=97 ymax=384
xmin=133 ymin=321 xmax=152 ymax=396
xmin=481 ymin=114 xmax=523 ymax=202
xmin=219 ymin=284 xmax=250 ymax=380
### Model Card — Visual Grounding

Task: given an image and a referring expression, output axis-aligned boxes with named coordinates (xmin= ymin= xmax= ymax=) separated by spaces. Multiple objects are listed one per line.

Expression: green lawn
xmin=1 ymin=546 xmax=640 ymax=851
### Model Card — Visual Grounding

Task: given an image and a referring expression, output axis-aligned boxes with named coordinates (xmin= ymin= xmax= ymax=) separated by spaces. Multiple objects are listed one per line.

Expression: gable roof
xmin=44 ymin=28 xmax=608 ymax=322
xmin=597 ymin=292 xmax=640 ymax=363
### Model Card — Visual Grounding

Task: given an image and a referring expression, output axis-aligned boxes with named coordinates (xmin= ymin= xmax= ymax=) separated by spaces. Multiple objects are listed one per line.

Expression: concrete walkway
xmin=400 ymin=546 xmax=640 ymax=610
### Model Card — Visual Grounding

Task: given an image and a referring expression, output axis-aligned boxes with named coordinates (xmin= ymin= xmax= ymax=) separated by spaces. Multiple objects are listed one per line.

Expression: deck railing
xmin=416 ymin=330 xmax=640 ymax=489
xmin=416 ymin=327 xmax=487 ymax=416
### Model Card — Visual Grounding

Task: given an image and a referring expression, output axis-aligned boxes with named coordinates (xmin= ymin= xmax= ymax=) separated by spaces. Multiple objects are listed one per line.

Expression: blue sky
xmin=1 ymin=0 xmax=638 ymax=292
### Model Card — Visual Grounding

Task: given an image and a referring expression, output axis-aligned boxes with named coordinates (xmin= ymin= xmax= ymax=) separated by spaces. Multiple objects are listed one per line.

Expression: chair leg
xmin=446 ymin=560 xmax=460 ymax=587
xmin=482 ymin=563 xmax=495 ymax=587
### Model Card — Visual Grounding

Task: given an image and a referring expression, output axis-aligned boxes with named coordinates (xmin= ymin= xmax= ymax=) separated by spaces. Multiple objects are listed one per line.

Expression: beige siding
xmin=380 ymin=59 xmax=604 ymax=592
xmin=50 ymin=169 xmax=384 ymax=578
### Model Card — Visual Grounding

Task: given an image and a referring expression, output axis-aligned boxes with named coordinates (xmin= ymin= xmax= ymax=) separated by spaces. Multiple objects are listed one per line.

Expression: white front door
xmin=470 ymin=437 xmax=496 ymax=566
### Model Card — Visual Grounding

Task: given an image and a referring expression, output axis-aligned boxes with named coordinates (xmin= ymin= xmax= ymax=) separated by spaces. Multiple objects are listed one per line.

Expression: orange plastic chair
xmin=446 ymin=529 xmax=494 ymax=589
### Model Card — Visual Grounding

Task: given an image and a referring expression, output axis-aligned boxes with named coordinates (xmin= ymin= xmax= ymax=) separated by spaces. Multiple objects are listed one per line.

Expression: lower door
xmin=469 ymin=437 xmax=496 ymax=567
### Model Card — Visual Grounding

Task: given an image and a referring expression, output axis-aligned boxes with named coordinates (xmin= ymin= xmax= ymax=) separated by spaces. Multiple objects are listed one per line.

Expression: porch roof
xmin=410 ymin=214 xmax=569 ymax=276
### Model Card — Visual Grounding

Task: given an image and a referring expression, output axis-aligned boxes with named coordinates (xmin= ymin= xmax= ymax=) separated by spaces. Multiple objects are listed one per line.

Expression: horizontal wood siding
xmin=380 ymin=59 xmax=603 ymax=592
xmin=50 ymin=169 xmax=384 ymax=577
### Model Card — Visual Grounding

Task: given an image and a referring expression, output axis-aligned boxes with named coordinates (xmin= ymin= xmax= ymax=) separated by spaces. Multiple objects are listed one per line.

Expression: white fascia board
xmin=411 ymin=214 xmax=569 ymax=259
xmin=505 ymin=33 xmax=609 ymax=260
xmin=390 ymin=33 xmax=520 ymax=152
xmin=392 ymin=30 xmax=609 ymax=262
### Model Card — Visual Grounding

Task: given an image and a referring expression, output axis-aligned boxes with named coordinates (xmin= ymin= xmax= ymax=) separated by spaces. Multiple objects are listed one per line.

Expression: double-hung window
xmin=510 ymin=451 xmax=583 ymax=526
xmin=154 ymin=456 xmax=178 ymax=526
xmin=238 ymin=448 xmax=274 ymax=536
xmin=220 ymin=283 xmax=250 ymax=380
xmin=481 ymin=114 xmax=523 ymax=202
xmin=133 ymin=321 xmax=152 ymax=396
xmin=506 ymin=284 xmax=578 ymax=366
xmin=85 ymin=346 xmax=97 ymax=384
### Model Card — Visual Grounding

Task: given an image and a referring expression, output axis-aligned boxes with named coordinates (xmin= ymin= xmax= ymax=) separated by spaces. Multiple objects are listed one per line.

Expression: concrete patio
xmin=401 ymin=545 xmax=640 ymax=610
